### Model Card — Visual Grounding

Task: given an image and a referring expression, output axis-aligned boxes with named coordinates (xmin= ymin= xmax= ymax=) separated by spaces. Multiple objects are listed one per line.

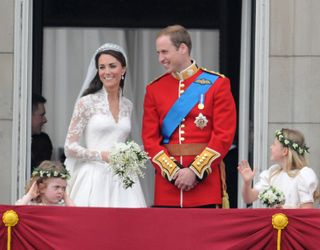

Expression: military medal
xmin=194 ymin=113 xmax=208 ymax=129
xmin=198 ymin=103 xmax=204 ymax=110
xmin=197 ymin=94 xmax=205 ymax=110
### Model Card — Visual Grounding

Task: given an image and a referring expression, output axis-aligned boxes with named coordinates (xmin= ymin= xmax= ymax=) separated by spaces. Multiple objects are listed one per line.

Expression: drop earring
xmin=121 ymin=75 xmax=124 ymax=80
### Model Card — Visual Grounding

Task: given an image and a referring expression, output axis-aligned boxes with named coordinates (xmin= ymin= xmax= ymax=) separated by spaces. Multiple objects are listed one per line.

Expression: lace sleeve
xmin=64 ymin=97 xmax=102 ymax=161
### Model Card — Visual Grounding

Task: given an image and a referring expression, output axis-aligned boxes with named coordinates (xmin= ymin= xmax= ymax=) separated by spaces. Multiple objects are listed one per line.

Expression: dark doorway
xmin=33 ymin=0 xmax=242 ymax=208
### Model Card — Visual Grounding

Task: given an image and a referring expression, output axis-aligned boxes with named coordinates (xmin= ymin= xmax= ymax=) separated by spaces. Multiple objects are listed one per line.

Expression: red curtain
xmin=1 ymin=205 xmax=319 ymax=250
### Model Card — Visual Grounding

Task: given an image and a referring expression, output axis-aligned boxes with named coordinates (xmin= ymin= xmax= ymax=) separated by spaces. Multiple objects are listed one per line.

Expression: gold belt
xmin=163 ymin=143 xmax=207 ymax=156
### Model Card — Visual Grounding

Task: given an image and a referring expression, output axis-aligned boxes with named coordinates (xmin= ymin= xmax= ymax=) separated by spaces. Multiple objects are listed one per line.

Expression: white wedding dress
xmin=64 ymin=88 xmax=146 ymax=207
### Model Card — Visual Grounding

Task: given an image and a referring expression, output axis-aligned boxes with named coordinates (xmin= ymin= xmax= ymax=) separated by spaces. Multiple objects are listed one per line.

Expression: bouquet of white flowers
xmin=108 ymin=141 xmax=149 ymax=189
xmin=258 ymin=186 xmax=286 ymax=208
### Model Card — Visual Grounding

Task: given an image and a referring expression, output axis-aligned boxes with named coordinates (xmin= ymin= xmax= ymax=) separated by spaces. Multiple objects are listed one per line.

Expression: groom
xmin=142 ymin=25 xmax=236 ymax=208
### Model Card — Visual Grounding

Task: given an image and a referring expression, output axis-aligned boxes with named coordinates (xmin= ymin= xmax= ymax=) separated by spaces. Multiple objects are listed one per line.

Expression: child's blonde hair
xmin=281 ymin=128 xmax=308 ymax=172
xmin=26 ymin=160 xmax=69 ymax=203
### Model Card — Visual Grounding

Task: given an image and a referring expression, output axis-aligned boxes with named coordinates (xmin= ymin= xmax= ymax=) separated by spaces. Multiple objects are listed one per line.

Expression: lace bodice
xmin=64 ymin=88 xmax=132 ymax=161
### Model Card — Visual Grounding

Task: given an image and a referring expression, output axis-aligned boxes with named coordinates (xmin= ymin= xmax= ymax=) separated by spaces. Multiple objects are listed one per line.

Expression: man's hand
xmin=173 ymin=168 xmax=198 ymax=191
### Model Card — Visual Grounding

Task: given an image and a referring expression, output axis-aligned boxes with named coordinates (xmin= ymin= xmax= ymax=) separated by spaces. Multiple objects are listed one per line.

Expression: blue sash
xmin=161 ymin=72 xmax=218 ymax=144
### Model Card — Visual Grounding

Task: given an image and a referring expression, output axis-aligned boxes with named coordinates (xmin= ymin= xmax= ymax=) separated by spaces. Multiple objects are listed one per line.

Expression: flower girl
xmin=238 ymin=128 xmax=318 ymax=208
xmin=16 ymin=161 xmax=74 ymax=206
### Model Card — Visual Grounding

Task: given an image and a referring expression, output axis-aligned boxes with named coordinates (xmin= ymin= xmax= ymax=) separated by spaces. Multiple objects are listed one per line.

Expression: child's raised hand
xmin=237 ymin=160 xmax=256 ymax=183
xmin=26 ymin=181 xmax=39 ymax=200
xmin=16 ymin=181 xmax=40 ymax=205
xmin=63 ymin=191 xmax=75 ymax=206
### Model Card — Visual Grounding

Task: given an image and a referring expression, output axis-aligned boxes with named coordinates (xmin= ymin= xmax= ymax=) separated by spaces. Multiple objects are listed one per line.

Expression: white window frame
xmin=11 ymin=0 xmax=33 ymax=203
xmin=238 ymin=0 xmax=270 ymax=208
xmin=252 ymin=0 xmax=270 ymax=208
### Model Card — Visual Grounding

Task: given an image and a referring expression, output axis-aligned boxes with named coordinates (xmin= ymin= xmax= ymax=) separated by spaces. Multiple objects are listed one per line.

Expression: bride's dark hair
xmin=82 ymin=50 xmax=127 ymax=97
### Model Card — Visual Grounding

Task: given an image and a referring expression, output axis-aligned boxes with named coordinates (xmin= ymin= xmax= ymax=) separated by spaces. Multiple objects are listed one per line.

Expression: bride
xmin=64 ymin=43 xmax=146 ymax=207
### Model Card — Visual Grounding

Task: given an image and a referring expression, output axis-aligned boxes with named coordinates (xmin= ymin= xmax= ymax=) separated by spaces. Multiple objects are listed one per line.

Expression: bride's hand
xmin=101 ymin=151 xmax=110 ymax=162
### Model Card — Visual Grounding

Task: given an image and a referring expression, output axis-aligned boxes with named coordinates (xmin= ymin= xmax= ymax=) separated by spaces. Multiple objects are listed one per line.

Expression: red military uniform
xmin=142 ymin=63 xmax=236 ymax=207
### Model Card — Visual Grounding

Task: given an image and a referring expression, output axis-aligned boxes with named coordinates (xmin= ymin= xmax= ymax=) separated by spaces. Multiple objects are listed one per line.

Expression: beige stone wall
xmin=269 ymin=0 xmax=320 ymax=177
xmin=0 ymin=0 xmax=14 ymax=204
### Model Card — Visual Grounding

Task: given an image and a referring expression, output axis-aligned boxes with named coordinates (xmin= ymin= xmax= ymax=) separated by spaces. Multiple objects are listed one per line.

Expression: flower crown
xmin=275 ymin=130 xmax=309 ymax=155
xmin=32 ymin=166 xmax=71 ymax=180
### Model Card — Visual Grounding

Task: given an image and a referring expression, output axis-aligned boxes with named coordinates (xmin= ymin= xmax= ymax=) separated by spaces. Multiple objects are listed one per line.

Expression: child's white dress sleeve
xmin=297 ymin=167 xmax=319 ymax=204
xmin=15 ymin=199 xmax=25 ymax=205
xmin=15 ymin=199 xmax=65 ymax=206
